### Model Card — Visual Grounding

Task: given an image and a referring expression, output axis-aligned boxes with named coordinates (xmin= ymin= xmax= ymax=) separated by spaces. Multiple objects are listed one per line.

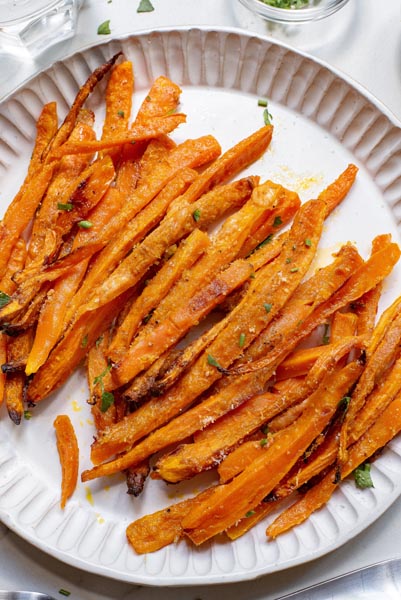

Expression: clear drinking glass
xmin=0 ymin=0 xmax=81 ymax=57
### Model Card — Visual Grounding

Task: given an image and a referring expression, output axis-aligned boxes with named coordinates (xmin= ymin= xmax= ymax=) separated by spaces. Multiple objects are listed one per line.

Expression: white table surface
xmin=0 ymin=1 xmax=401 ymax=598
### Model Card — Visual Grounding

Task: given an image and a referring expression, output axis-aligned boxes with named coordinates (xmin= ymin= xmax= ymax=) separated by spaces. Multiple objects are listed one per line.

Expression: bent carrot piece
xmin=181 ymin=361 xmax=361 ymax=545
xmin=126 ymin=487 xmax=215 ymax=554
xmin=267 ymin=388 xmax=401 ymax=539
xmin=318 ymin=163 xmax=359 ymax=215
xmin=45 ymin=52 xmax=121 ymax=157
xmin=54 ymin=415 xmax=79 ymax=509
xmin=52 ymin=114 xmax=187 ymax=157
xmin=108 ymin=229 xmax=210 ymax=362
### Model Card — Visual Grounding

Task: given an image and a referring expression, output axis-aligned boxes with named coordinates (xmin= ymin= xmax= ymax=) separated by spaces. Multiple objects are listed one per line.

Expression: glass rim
xmin=238 ymin=0 xmax=350 ymax=23
xmin=0 ymin=0 xmax=67 ymax=26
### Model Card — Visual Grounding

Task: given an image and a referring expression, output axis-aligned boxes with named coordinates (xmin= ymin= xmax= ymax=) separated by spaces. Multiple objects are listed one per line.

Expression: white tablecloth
xmin=0 ymin=1 xmax=400 ymax=598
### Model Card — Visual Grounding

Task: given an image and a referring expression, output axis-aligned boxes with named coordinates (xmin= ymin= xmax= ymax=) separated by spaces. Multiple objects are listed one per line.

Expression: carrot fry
xmin=135 ymin=76 xmax=182 ymax=122
xmin=87 ymin=329 xmax=118 ymax=434
xmin=53 ymin=114 xmax=187 ymax=157
xmin=101 ymin=60 xmax=134 ymax=162
xmin=181 ymin=361 xmax=361 ymax=545
xmin=126 ymin=488 xmax=215 ymax=554
xmin=54 ymin=414 xmax=79 ymax=509
xmin=4 ymin=329 xmax=33 ymax=424
xmin=108 ymin=229 xmax=210 ymax=363
xmin=318 ymin=163 xmax=359 ymax=215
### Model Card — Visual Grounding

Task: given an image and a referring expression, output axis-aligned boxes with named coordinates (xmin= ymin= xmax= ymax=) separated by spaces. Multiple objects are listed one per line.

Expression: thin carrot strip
xmin=54 ymin=415 xmax=79 ymax=509
xmin=108 ymin=229 xmax=210 ymax=362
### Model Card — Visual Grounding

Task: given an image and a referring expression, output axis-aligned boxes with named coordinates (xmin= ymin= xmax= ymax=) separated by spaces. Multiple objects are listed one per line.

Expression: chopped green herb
xmin=206 ymin=354 xmax=228 ymax=374
xmin=24 ymin=410 xmax=32 ymax=420
xmin=245 ymin=510 xmax=256 ymax=517
xmin=77 ymin=220 xmax=93 ymax=229
xmin=0 ymin=291 xmax=11 ymax=308
xmin=117 ymin=110 xmax=125 ymax=118
xmin=285 ymin=257 xmax=292 ymax=264
xmin=263 ymin=107 xmax=273 ymax=126
xmin=95 ymin=335 xmax=104 ymax=348
xmin=354 ymin=462 xmax=374 ymax=489
xmin=273 ymin=216 xmax=282 ymax=227
xmin=81 ymin=334 xmax=88 ymax=348
xmin=338 ymin=395 xmax=351 ymax=413
xmin=58 ymin=590 xmax=71 ymax=598
xmin=249 ymin=272 xmax=256 ymax=279
xmin=256 ymin=234 xmax=273 ymax=249
xmin=238 ymin=332 xmax=246 ymax=348
xmin=143 ymin=309 xmax=154 ymax=324
xmin=290 ymin=267 xmax=299 ymax=273
xmin=260 ymin=438 xmax=268 ymax=447
xmin=97 ymin=20 xmax=111 ymax=35
xmin=93 ymin=363 xmax=112 ymax=386
xmin=192 ymin=208 xmax=201 ymax=222
xmin=101 ymin=391 xmax=115 ymax=413
xmin=137 ymin=0 xmax=154 ymax=12
xmin=258 ymin=98 xmax=268 ymax=107
xmin=304 ymin=238 xmax=312 ymax=247
xmin=57 ymin=202 xmax=73 ymax=211
xmin=263 ymin=303 xmax=272 ymax=313
xmin=322 ymin=322 xmax=330 ymax=345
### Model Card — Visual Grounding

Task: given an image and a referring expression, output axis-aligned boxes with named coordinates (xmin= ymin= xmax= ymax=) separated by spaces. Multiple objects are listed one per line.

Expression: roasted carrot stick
xmin=54 ymin=414 xmax=79 ymax=509
xmin=108 ymin=229 xmax=210 ymax=362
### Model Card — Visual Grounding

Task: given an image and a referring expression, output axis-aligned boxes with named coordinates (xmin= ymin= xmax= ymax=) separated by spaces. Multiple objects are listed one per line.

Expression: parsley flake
xmin=58 ymin=590 xmax=71 ymax=598
xmin=101 ymin=391 xmax=115 ymax=413
xmin=57 ymin=202 xmax=73 ymax=211
xmin=304 ymin=238 xmax=312 ymax=247
xmin=354 ymin=462 xmax=374 ymax=489
xmin=322 ymin=323 xmax=330 ymax=345
xmin=263 ymin=107 xmax=273 ymax=125
xmin=117 ymin=110 xmax=125 ymax=118
xmin=256 ymin=234 xmax=273 ymax=249
xmin=258 ymin=98 xmax=268 ymax=107
xmin=245 ymin=510 xmax=255 ymax=518
xmin=0 ymin=291 xmax=11 ymax=308
xmin=77 ymin=220 xmax=93 ymax=229
xmin=97 ymin=20 xmax=111 ymax=35
xmin=24 ymin=410 xmax=32 ymax=420
xmin=260 ymin=438 xmax=268 ymax=447
xmin=273 ymin=216 xmax=282 ymax=227
xmin=206 ymin=354 xmax=228 ymax=374
xmin=290 ymin=267 xmax=299 ymax=273
xmin=238 ymin=332 xmax=246 ymax=348
xmin=192 ymin=208 xmax=201 ymax=222
xmin=81 ymin=334 xmax=88 ymax=348
xmin=263 ymin=303 xmax=272 ymax=313
xmin=137 ymin=0 xmax=154 ymax=12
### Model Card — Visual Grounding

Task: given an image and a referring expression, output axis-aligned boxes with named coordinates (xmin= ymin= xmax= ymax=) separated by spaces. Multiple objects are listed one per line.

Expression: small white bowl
xmin=238 ymin=0 xmax=350 ymax=23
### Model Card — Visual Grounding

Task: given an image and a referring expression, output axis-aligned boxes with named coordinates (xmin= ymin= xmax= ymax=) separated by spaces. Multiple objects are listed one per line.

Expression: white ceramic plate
xmin=1 ymin=28 xmax=401 ymax=587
